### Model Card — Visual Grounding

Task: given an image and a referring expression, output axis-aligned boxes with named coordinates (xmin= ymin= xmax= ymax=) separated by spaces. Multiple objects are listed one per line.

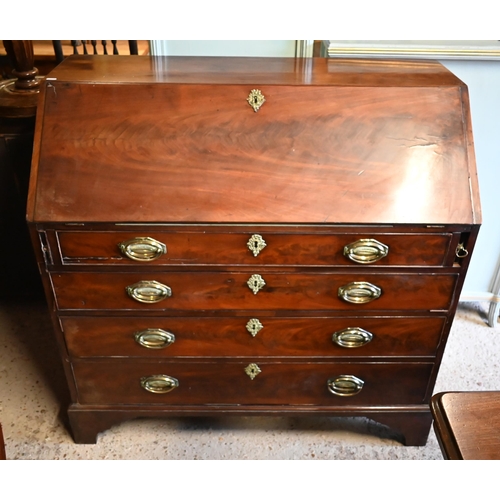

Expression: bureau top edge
xmin=43 ymin=55 xmax=466 ymax=87
xmin=30 ymin=222 xmax=479 ymax=232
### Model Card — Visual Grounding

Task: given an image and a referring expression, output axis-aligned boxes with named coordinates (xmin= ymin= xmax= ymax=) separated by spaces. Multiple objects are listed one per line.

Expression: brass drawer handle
xmin=455 ymin=242 xmax=469 ymax=258
xmin=332 ymin=327 xmax=373 ymax=348
xmin=118 ymin=237 xmax=167 ymax=262
xmin=134 ymin=328 xmax=175 ymax=349
xmin=140 ymin=375 xmax=179 ymax=394
xmin=338 ymin=281 xmax=381 ymax=304
xmin=327 ymin=375 xmax=364 ymax=397
xmin=343 ymin=238 xmax=389 ymax=264
xmin=126 ymin=280 xmax=172 ymax=303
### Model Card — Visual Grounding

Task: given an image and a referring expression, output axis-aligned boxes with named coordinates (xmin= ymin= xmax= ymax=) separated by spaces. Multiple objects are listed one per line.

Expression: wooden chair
xmin=0 ymin=41 xmax=45 ymax=298
xmin=52 ymin=40 xmax=139 ymax=64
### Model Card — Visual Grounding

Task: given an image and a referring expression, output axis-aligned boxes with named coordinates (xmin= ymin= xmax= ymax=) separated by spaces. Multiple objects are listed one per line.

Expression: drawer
xmin=73 ymin=360 xmax=434 ymax=406
xmin=62 ymin=316 xmax=446 ymax=358
xmin=56 ymin=230 xmax=455 ymax=267
xmin=51 ymin=271 xmax=458 ymax=312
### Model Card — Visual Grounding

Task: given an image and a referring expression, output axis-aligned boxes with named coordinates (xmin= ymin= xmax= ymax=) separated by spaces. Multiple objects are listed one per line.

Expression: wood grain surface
xmin=61 ymin=315 xmax=446 ymax=358
xmin=28 ymin=56 xmax=480 ymax=225
xmin=432 ymin=392 xmax=500 ymax=459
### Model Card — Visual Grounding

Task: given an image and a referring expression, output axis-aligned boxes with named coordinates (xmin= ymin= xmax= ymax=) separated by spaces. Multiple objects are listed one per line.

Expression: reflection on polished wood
xmin=28 ymin=56 xmax=481 ymax=225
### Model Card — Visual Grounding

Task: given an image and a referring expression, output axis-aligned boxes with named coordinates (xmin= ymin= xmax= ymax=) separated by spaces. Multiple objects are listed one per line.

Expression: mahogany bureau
xmin=27 ymin=56 xmax=481 ymax=445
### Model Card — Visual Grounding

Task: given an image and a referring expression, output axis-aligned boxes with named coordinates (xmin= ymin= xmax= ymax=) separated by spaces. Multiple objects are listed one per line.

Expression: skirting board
xmin=459 ymin=291 xmax=500 ymax=327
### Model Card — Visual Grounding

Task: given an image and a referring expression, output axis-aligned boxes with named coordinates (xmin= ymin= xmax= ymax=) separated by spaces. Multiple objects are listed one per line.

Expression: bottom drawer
xmin=73 ymin=360 xmax=433 ymax=406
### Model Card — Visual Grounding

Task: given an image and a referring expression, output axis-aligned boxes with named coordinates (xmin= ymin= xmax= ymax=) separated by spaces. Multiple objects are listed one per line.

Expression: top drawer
xmin=55 ymin=230 xmax=455 ymax=267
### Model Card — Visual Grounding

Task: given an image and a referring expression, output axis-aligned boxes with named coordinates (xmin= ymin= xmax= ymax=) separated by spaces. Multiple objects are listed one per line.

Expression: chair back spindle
xmin=56 ymin=41 xmax=138 ymax=63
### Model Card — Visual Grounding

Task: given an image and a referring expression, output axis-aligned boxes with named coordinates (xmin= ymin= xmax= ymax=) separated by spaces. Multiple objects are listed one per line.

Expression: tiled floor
xmin=1 ymin=299 xmax=498 ymax=459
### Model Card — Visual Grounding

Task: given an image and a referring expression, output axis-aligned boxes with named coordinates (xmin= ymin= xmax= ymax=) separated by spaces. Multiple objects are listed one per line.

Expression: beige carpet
xmin=0 ymin=299 xmax=498 ymax=460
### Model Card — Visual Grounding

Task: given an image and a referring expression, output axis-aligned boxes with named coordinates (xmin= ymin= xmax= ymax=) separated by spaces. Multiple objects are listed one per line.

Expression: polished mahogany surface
xmin=28 ymin=56 xmax=480 ymax=225
xmin=431 ymin=392 xmax=500 ymax=459
xmin=73 ymin=360 xmax=433 ymax=406
xmin=55 ymin=230 xmax=456 ymax=267
xmin=27 ymin=57 xmax=480 ymax=445
xmin=62 ymin=315 xmax=446 ymax=358
xmin=42 ymin=56 xmax=464 ymax=85
xmin=50 ymin=271 xmax=458 ymax=311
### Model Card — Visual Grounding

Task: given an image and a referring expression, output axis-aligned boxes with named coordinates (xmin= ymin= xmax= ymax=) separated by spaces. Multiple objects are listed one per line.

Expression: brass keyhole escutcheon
xmin=247 ymin=274 xmax=266 ymax=294
xmin=245 ymin=363 xmax=262 ymax=380
xmin=247 ymin=234 xmax=267 ymax=257
xmin=246 ymin=318 xmax=264 ymax=337
xmin=247 ymin=89 xmax=265 ymax=112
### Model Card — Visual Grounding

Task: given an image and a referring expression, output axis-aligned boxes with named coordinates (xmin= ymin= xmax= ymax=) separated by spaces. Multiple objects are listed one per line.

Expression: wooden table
xmin=431 ymin=391 xmax=500 ymax=459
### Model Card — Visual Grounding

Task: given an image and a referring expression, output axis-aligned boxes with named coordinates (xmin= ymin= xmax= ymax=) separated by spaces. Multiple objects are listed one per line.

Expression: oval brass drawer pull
xmin=140 ymin=375 xmax=179 ymax=394
xmin=338 ymin=281 xmax=381 ymax=304
xmin=134 ymin=328 xmax=175 ymax=349
xmin=343 ymin=238 xmax=389 ymax=264
xmin=327 ymin=375 xmax=364 ymax=397
xmin=332 ymin=327 xmax=373 ymax=348
xmin=126 ymin=280 xmax=172 ymax=303
xmin=118 ymin=237 xmax=167 ymax=262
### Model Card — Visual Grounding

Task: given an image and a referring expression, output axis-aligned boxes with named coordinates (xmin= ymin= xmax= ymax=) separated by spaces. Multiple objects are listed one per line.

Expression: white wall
xmin=438 ymin=60 xmax=500 ymax=300
xmin=150 ymin=40 xmax=297 ymax=57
